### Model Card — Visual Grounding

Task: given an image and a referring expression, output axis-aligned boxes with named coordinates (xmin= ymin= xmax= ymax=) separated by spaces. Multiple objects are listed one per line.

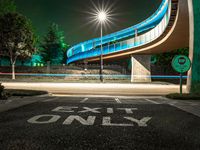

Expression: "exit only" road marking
xmin=27 ymin=106 xmax=152 ymax=127
xmin=28 ymin=115 xmax=152 ymax=127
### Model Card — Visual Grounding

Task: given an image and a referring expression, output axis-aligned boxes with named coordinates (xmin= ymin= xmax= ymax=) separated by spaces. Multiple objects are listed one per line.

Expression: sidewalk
xmin=2 ymin=82 xmax=186 ymax=96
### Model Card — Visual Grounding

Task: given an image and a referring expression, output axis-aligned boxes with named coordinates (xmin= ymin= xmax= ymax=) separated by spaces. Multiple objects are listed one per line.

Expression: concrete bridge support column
xmin=131 ymin=55 xmax=151 ymax=83
xmin=187 ymin=0 xmax=200 ymax=93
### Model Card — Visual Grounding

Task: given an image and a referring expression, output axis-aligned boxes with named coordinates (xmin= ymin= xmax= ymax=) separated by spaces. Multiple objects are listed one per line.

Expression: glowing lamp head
xmin=98 ymin=11 xmax=107 ymax=22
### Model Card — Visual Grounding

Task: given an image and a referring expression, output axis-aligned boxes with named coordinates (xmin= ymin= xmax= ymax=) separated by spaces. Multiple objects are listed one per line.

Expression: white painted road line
xmin=144 ymin=99 xmax=160 ymax=105
xmin=115 ymin=98 xmax=122 ymax=104
xmin=80 ymin=98 xmax=89 ymax=103
xmin=43 ymin=97 xmax=59 ymax=102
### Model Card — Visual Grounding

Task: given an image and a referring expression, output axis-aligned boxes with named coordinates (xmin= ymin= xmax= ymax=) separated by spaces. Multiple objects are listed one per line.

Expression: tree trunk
xmin=12 ymin=63 xmax=16 ymax=80
xmin=187 ymin=0 xmax=200 ymax=93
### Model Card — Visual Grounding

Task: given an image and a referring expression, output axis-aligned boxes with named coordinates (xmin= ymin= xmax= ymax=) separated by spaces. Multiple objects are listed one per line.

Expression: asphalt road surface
xmin=0 ymin=96 xmax=200 ymax=150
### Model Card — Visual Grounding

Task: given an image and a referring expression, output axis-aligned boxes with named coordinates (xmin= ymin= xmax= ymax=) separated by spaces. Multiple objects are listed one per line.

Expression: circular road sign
xmin=172 ymin=55 xmax=191 ymax=73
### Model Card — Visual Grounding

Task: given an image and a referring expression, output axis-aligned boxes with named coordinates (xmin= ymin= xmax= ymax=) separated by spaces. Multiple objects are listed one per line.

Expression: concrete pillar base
xmin=131 ymin=55 xmax=151 ymax=83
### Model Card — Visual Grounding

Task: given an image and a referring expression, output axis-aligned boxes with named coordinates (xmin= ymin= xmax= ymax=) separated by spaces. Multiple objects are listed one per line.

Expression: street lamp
xmin=97 ymin=11 xmax=107 ymax=82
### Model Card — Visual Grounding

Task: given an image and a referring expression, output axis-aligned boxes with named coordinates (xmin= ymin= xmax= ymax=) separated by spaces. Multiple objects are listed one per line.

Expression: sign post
xmin=172 ymin=55 xmax=191 ymax=95
xmin=180 ymin=73 xmax=183 ymax=94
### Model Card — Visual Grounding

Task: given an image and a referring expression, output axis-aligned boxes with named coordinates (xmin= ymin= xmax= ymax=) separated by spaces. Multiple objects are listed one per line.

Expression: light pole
xmin=98 ymin=11 xmax=107 ymax=82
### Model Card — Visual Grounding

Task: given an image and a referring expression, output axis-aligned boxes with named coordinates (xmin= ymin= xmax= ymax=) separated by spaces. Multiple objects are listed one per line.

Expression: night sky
xmin=15 ymin=0 xmax=162 ymax=45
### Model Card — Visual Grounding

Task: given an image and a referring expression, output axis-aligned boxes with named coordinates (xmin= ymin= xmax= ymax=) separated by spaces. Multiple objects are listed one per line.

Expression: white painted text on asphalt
xmin=27 ymin=106 xmax=152 ymax=127
xmin=52 ymin=106 xmax=138 ymax=114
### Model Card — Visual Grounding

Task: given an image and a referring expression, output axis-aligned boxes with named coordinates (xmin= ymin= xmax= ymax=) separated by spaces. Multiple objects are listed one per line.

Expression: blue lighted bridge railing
xmin=67 ymin=0 xmax=171 ymax=64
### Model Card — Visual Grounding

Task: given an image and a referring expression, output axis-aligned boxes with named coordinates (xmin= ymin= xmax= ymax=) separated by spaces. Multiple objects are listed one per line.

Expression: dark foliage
xmin=0 ymin=12 xmax=36 ymax=79
xmin=39 ymin=23 xmax=68 ymax=65
xmin=0 ymin=0 xmax=16 ymax=16
xmin=0 ymin=83 xmax=7 ymax=100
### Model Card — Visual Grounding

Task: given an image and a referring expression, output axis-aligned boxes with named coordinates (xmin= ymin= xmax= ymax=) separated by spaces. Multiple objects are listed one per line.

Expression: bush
xmin=166 ymin=93 xmax=200 ymax=100
xmin=0 ymin=83 xmax=7 ymax=100
xmin=4 ymin=89 xmax=48 ymax=96
xmin=0 ymin=83 xmax=4 ymax=96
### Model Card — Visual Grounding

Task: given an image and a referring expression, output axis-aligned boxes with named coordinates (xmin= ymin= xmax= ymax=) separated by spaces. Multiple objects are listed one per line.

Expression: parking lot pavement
xmin=1 ymin=96 xmax=200 ymax=150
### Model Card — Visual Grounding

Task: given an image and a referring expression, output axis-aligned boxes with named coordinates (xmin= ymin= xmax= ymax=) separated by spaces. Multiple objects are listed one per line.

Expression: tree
xmin=0 ymin=13 xmax=36 ymax=79
xmin=187 ymin=0 xmax=200 ymax=94
xmin=0 ymin=0 xmax=16 ymax=16
xmin=39 ymin=23 xmax=67 ymax=65
xmin=155 ymin=48 xmax=189 ymax=66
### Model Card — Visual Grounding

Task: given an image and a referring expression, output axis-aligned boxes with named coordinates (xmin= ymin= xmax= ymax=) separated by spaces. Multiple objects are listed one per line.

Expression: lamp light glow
xmin=98 ymin=11 xmax=107 ymax=22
